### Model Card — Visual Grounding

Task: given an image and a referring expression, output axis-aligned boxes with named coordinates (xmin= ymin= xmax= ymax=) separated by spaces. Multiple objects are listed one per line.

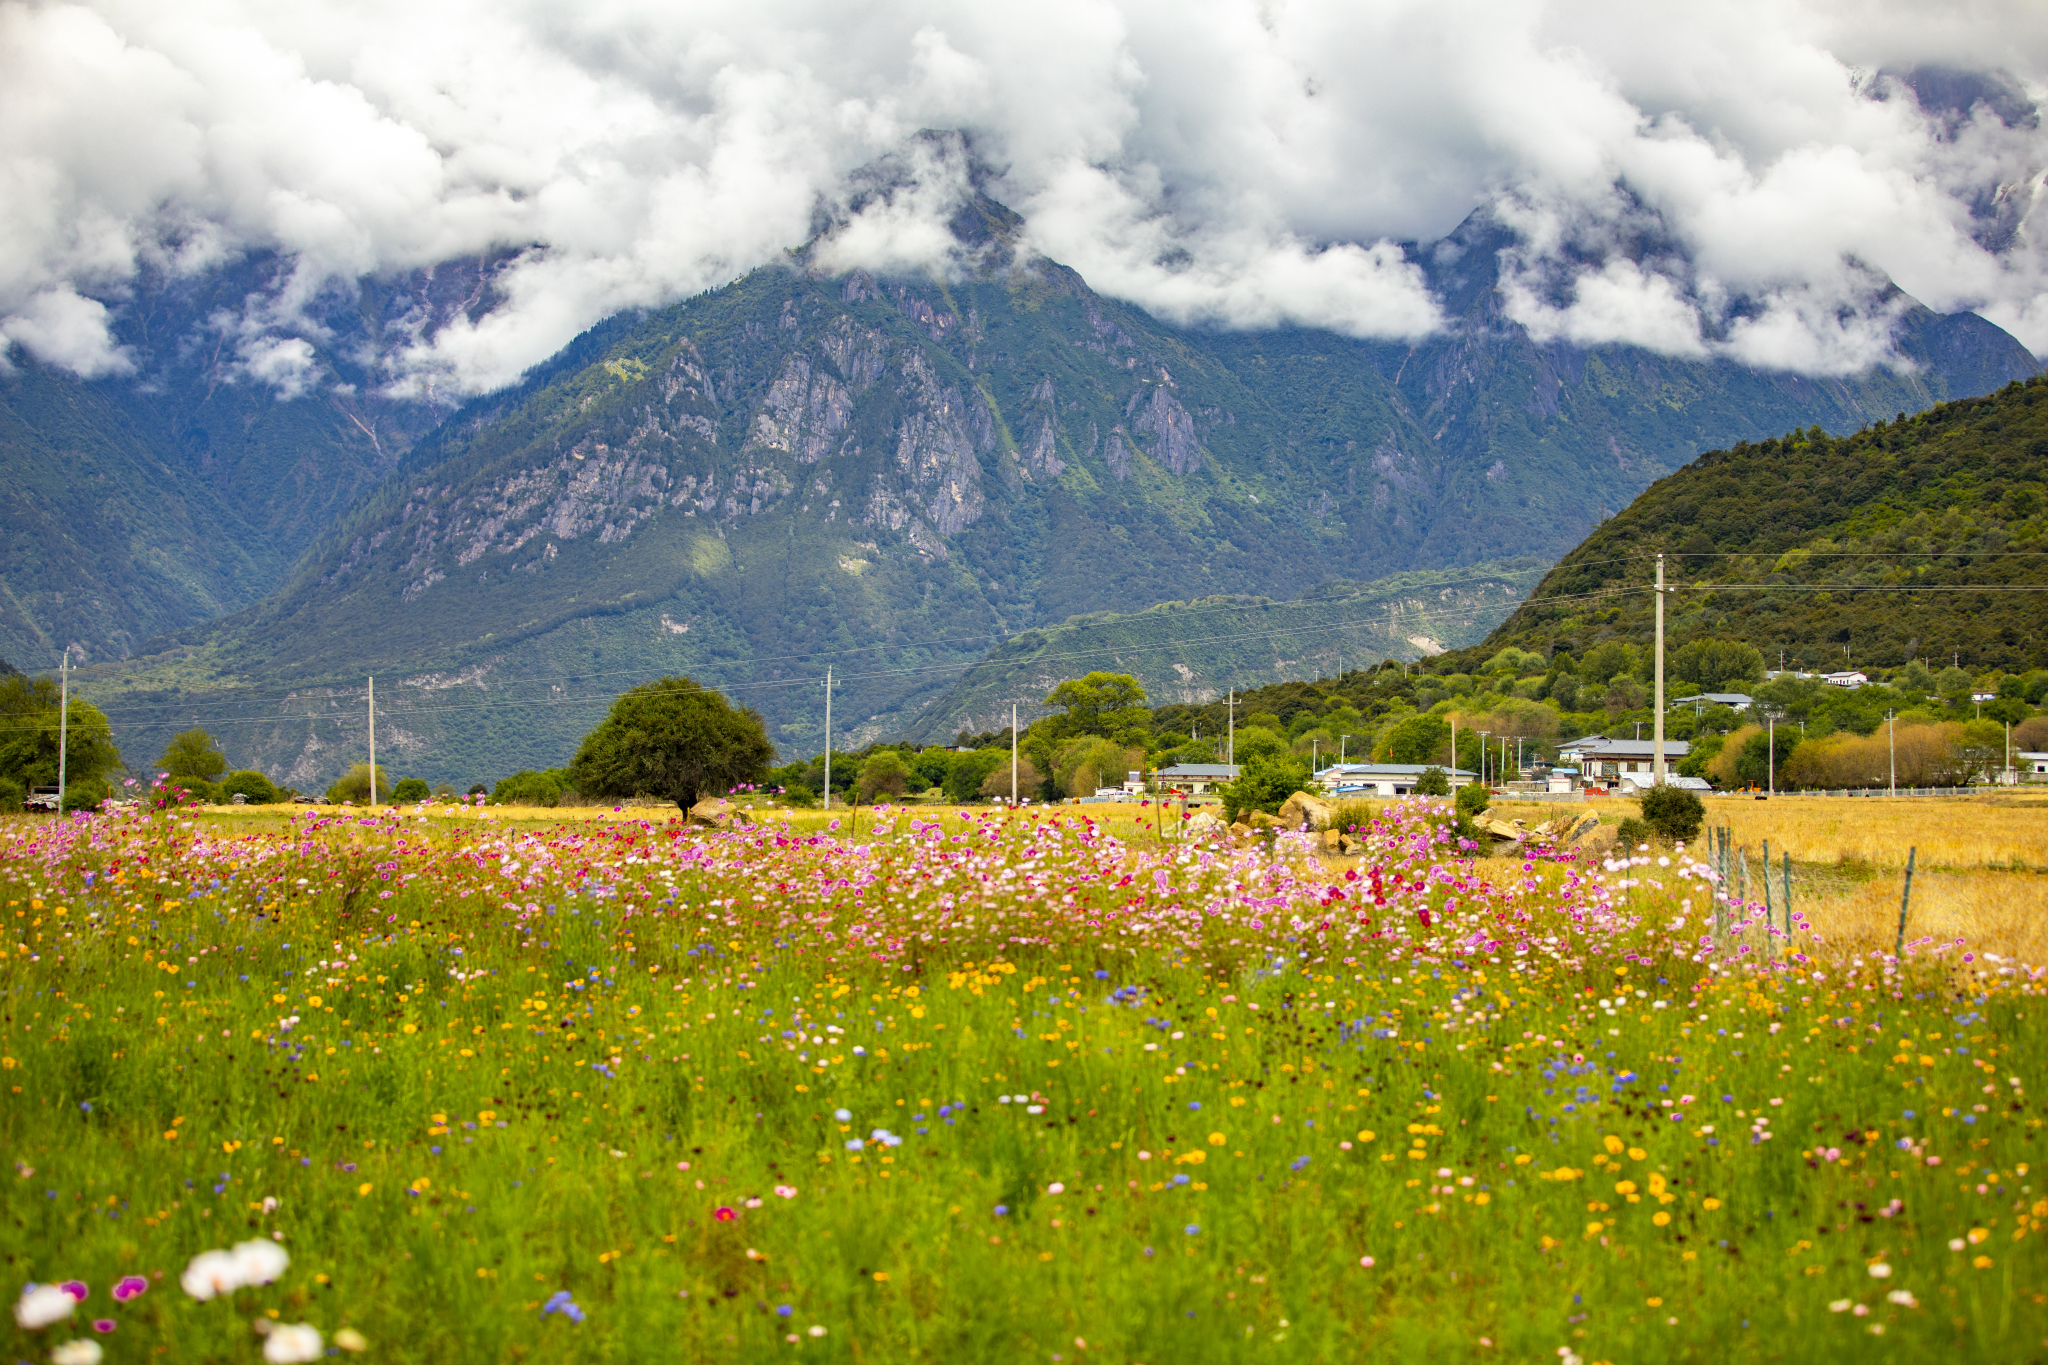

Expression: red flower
xmin=713 ymin=1206 xmax=737 ymax=1222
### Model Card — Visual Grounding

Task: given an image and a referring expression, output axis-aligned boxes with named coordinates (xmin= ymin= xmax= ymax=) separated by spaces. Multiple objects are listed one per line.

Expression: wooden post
xmin=1783 ymin=851 xmax=1793 ymax=940
xmin=1894 ymin=847 xmax=1917 ymax=960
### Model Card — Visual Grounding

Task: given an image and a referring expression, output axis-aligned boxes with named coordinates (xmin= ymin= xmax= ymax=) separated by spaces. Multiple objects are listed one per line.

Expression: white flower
xmin=1867 ymin=1262 xmax=1892 ymax=1279
xmin=231 ymin=1238 xmax=290 ymax=1287
xmin=14 ymin=1284 xmax=76 ymax=1330
xmin=263 ymin=1324 xmax=323 ymax=1363
xmin=1828 ymin=1300 xmax=1852 ymax=1313
xmin=50 ymin=1340 xmax=103 ymax=1365
xmin=182 ymin=1250 xmax=240 ymax=1300
xmin=1887 ymin=1289 xmax=1918 ymax=1308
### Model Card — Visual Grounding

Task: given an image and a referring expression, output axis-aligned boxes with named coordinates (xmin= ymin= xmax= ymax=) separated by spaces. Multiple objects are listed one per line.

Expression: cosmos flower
xmin=262 ymin=1324 xmax=324 ymax=1364
xmin=14 ymin=1284 xmax=76 ymax=1330
xmin=109 ymin=1278 xmax=147 ymax=1304
xmin=50 ymin=1341 xmax=103 ymax=1365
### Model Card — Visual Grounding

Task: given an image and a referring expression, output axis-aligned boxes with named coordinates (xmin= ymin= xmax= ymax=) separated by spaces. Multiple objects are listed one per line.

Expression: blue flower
xmin=775 ymin=1305 xmax=793 ymax=1318
xmin=1290 ymin=1156 xmax=1311 ymax=1171
xmin=1188 ymin=1101 xmax=1201 ymax=1111
xmin=1094 ymin=970 xmax=1109 ymax=979
xmin=1184 ymin=1224 xmax=1200 ymax=1236
xmin=994 ymin=1205 xmax=1009 ymax=1216
xmin=834 ymin=1108 xmax=852 ymax=1121
xmin=845 ymin=1138 xmax=864 ymax=1151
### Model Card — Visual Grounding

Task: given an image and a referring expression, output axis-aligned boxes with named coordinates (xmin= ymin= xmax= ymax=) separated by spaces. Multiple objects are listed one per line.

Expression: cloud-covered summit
xmin=2 ymin=0 xmax=2044 ymax=395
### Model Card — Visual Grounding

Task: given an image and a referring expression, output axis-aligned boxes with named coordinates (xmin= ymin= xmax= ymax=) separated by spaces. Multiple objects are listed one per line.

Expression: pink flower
xmin=774 ymin=1185 xmax=797 ymax=1199
xmin=58 ymin=1282 xmax=87 ymax=1302
xmin=714 ymin=1206 xmax=736 ymax=1222
xmin=111 ymin=1278 xmax=147 ymax=1304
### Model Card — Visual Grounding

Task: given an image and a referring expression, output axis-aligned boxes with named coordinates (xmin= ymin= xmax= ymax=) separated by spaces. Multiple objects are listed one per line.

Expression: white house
xmin=1158 ymin=763 xmax=1240 ymax=795
xmin=1314 ymin=763 xmax=1476 ymax=797
xmin=1673 ymin=692 xmax=1752 ymax=713
xmin=1819 ymin=670 xmax=1869 ymax=688
xmin=1553 ymin=737 xmax=1693 ymax=787
xmin=2021 ymin=751 xmax=2048 ymax=781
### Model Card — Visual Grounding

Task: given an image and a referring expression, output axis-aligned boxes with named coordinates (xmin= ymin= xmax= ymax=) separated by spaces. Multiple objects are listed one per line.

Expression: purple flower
xmin=58 ymin=1281 xmax=88 ymax=1302
xmin=93 ymin=1318 xmax=117 ymax=1333
xmin=111 ymin=1277 xmax=147 ymax=1304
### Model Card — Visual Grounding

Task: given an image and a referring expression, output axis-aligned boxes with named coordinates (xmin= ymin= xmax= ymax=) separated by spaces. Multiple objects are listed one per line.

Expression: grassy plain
xmin=2 ymin=796 xmax=2044 ymax=1363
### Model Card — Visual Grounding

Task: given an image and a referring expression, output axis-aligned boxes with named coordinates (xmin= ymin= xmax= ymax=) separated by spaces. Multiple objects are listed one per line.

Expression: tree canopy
xmin=160 ymin=728 xmax=227 ymax=783
xmin=568 ymin=677 xmax=773 ymax=810
xmin=0 ymin=674 xmax=121 ymax=805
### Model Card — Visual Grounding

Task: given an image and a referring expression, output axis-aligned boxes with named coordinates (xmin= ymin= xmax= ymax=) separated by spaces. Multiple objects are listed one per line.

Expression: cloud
xmin=0 ymin=0 xmax=2044 ymax=394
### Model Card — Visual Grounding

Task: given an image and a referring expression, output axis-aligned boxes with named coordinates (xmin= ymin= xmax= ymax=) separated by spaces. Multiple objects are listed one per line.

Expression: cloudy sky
xmin=2 ymin=0 xmax=2046 ymax=394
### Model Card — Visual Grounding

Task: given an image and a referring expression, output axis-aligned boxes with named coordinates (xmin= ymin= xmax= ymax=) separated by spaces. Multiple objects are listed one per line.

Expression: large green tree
xmin=159 ymin=728 xmax=227 ymax=783
xmin=568 ymin=677 xmax=773 ymax=810
xmin=0 ymin=674 xmax=121 ymax=805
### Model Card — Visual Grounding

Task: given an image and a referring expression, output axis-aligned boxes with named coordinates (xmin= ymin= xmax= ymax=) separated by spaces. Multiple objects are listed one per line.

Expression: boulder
xmin=1473 ymin=814 xmax=1526 ymax=842
xmin=1576 ymin=824 xmax=1620 ymax=857
xmin=1277 ymin=790 xmax=1336 ymax=832
xmin=1248 ymin=810 xmax=1286 ymax=830
xmin=687 ymin=797 xmax=737 ymax=828
xmin=1229 ymin=820 xmax=1255 ymax=837
xmin=1320 ymin=828 xmax=1344 ymax=851
xmin=1184 ymin=811 xmax=1228 ymax=838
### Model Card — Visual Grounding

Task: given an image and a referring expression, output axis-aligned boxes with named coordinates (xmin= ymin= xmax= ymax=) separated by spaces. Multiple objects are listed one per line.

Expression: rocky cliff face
xmin=63 ymin=198 xmax=2045 ymax=786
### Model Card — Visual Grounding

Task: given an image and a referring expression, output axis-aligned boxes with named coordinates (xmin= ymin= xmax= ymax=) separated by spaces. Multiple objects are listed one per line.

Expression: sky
xmin=1 ymin=0 xmax=2046 ymax=395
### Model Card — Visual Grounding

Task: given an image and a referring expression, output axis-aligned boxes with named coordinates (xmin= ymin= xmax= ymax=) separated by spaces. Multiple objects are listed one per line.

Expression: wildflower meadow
xmin=3 ymin=797 xmax=2043 ymax=1363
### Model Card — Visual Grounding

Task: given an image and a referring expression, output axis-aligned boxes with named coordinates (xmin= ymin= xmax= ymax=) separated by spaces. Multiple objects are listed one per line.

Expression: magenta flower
xmin=92 ymin=1319 xmax=117 ymax=1333
xmin=111 ymin=1278 xmax=148 ymax=1303
xmin=58 ymin=1282 xmax=88 ymax=1302
xmin=713 ymin=1206 xmax=737 ymax=1222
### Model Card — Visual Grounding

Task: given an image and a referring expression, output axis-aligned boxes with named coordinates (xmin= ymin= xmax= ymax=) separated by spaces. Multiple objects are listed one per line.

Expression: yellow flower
xmin=1356 ymin=1130 xmax=1376 ymax=1143
xmin=1208 ymin=1133 xmax=1226 ymax=1146
xmin=1703 ymin=1197 xmax=1722 ymax=1211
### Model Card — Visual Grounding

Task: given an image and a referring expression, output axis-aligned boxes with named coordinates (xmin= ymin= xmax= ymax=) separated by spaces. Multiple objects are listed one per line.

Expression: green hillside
xmin=1449 ymin=375 xmax=2048 ymax=674
xmin=900 ymin=561 xmax=1544 ymax=741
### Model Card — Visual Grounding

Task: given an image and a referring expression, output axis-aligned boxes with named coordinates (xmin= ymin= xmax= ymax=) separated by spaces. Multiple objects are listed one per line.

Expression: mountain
xmin=46 ymin=174 xmax=2043 ymax=788
xmin=898 ymin=561 xmax=1545 ymax=743
xmin=0 ymin=252 xmax=509 ymax=666
xmin=1446 ymin=375 xmax=2048 ymax=674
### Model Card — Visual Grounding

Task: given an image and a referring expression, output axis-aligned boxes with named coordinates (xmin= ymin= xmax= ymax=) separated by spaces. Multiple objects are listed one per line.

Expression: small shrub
xmin=1639 ymin=784 xmax=1705 ymax=842
xmin=391 ymin=777 xmax=431 ymax=802
xmin=222 ymin=770 xmax=281 ymax=804
xmin=1414 ymin=766 xmax=1451 ymax=797
xmin=1616 ymin=816 xmax=1650 ymax=849
xmin=1455 ymin=782 xmax=1490 ymax=817
xmin=1328 ymin=799 xmax=1375 ymax=833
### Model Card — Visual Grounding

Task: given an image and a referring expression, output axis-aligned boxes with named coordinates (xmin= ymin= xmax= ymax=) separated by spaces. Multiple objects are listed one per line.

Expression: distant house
xmin=1158 ymin=763 xmax=1240 ymax=795
xmin=1673 ymin=692 xmax=1752 ymax=713
xmin=2021 ymin=751 xmax=2048 ymax=781
xmin=1554 ymin=737 xmax=1693 ymax=786
xmin=1314 ymin=763 xmax=1476 ymax=798
xmin=1819 ymin=670 xmax=1868 ymax=688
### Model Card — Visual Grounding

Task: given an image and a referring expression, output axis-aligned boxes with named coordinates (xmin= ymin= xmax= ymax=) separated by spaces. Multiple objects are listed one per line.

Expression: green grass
xmin=2 ymin=802 xmax=2043 ymax=1362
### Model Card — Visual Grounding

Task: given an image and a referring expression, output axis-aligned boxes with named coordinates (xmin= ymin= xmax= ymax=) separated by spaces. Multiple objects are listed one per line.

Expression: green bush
xmin=1414 ymin=767 xmax=1451 ymax=797
xmin=1638 ymin=784 xmax=1705 ymax=842
xmin=1328 ymin=799 xmax=1375 ymax=833
xmin=391 ymin=777 xmax=431 ymax=802
xmin=328 ymin=764 xmax=392 ymax=804
xmin=492 ymin=770 xmax=567 ymax=807
xmin=1219 ymin=753 xmax=1311 ymax=823
xmin=222 ymin=770 xmax=282 ymax=804
xmin=1455 ymin=782 xmax=1490 ymax=817
xmin=1616 ymin=816 xmax=1651 ymax=849
xmin=0 ymin=776 xmax=21 ymax=811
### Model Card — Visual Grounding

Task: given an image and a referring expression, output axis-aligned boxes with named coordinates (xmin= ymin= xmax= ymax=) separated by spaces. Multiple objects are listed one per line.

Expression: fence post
xmin=1894 ymin=847 xmax=1917 ymax=960
xmin=1782 ymin=850 xmax=1793 ymax=942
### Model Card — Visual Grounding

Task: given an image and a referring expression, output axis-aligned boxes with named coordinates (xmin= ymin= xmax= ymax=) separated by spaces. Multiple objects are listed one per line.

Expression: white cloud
xmin=0 ymin=0 xmax=2044 ymax=393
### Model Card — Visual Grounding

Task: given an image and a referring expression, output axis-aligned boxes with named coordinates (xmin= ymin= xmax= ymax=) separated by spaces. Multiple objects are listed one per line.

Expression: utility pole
xmin=1888 ymin=709 xmax=1896 ymax=797
xmin=1340 ymin=733 xmax=1352 ymax=765
xmin=822 ymin=667 xmax=833 ymax=811
xmin=56 ymin=647 xmax=68 ymax=812
xmin=1767 ymin=710 xmax=1775 ymax=797
xmin=1477 ymin=730 xmax=1490 ymax=786
xmin=368 ymin=676 xmax=377 ymax=806
xmin=1450 ymin=714 xmax=1457 ymax=782
xmin=1011 ymin=703 xmax=1019 ymax=805
xmin=1225 ymin=692 xmax=1238 ymax=767
xmin=1653 ymin=553 xmax=1667 ymax=787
